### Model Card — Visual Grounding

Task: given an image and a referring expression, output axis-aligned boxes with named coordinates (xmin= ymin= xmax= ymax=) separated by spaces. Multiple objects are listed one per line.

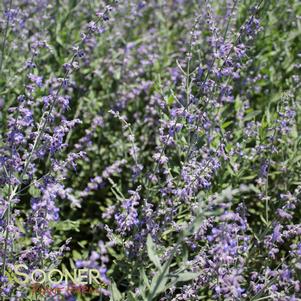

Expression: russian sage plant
xmin=0 ymin=0 xmax=300 ymax=300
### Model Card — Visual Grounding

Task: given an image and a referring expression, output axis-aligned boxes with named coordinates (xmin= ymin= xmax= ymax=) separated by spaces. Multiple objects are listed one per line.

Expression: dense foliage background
xmin=0 ymin=0 xmax=300 ymax=300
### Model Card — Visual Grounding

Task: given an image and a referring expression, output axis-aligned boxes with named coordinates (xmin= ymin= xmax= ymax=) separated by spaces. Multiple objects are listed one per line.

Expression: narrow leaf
xmin=147 ymin=234 xmax=162 ymax=270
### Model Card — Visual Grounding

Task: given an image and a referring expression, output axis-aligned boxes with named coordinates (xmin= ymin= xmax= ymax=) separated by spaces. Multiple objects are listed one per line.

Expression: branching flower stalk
xmin=0 ymin=0 xmax=13 ymax=74
xmin=0 ymin=5 xmax=112 ymax=283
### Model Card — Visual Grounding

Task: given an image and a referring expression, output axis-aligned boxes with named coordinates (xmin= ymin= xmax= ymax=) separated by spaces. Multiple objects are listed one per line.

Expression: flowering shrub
xmin=0 ymin=0 xmax=300 ymax=300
